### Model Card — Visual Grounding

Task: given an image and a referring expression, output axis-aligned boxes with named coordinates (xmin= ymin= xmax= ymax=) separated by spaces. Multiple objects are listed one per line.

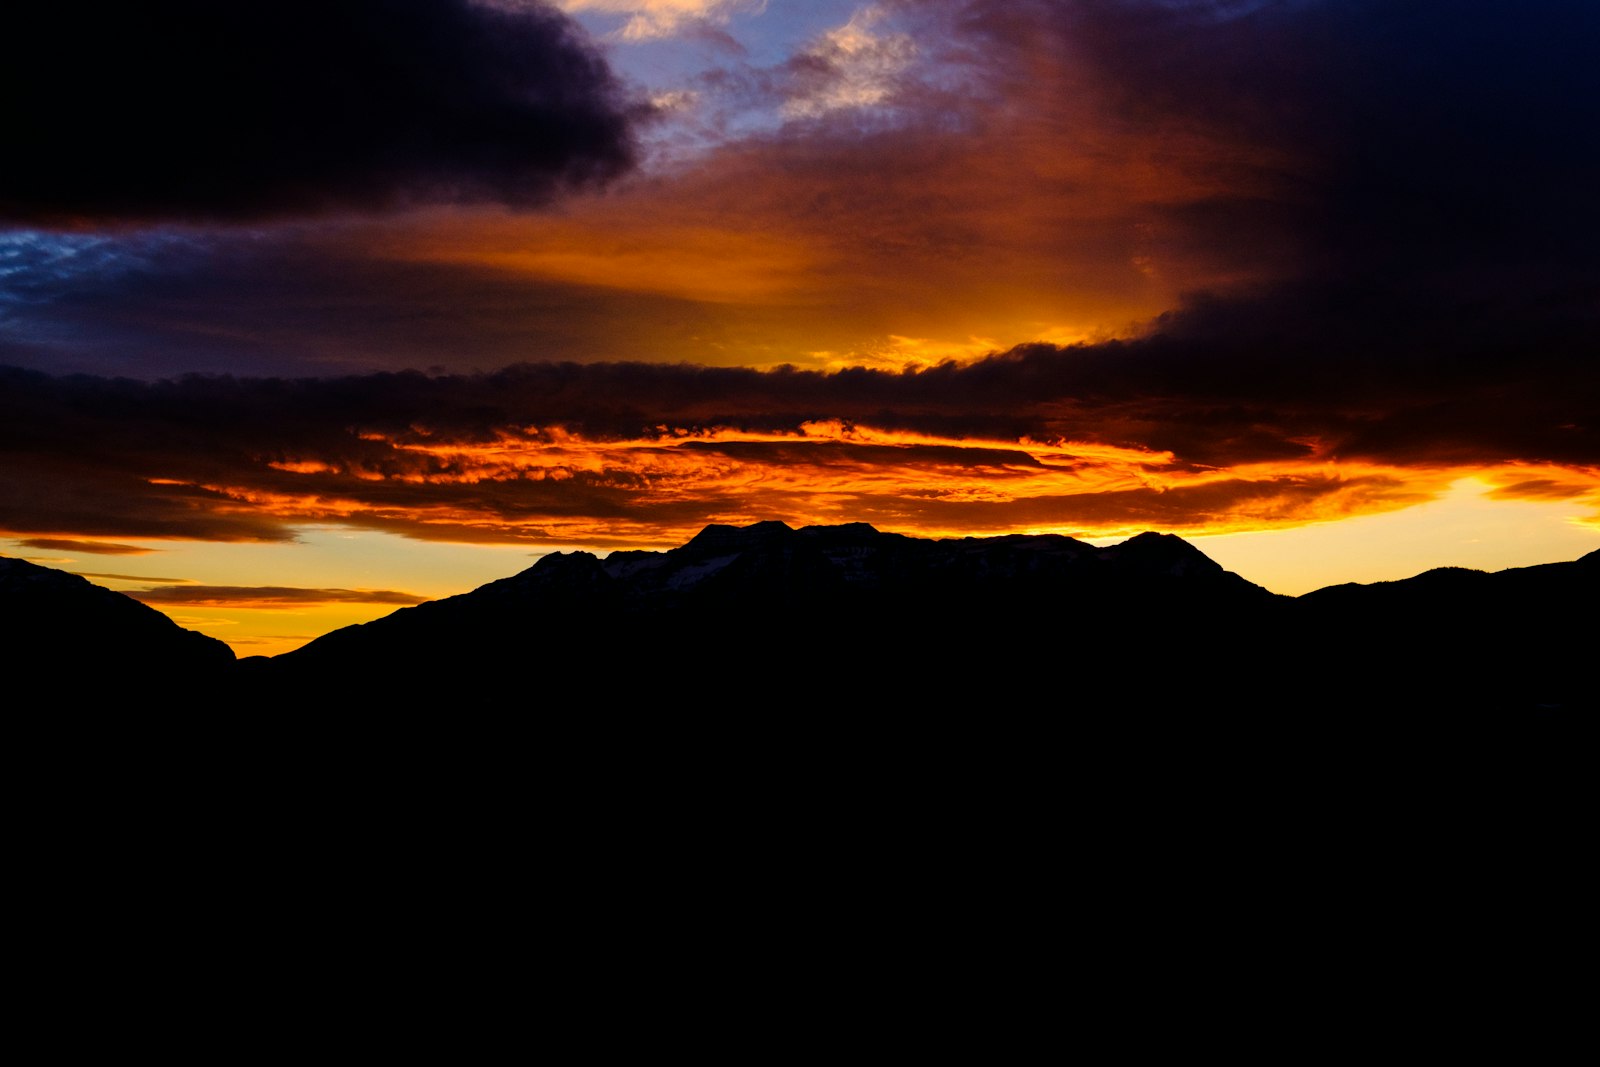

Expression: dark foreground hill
xmin=0 ymin=555 xmax=235 ymax=680
xmin=1291 ymin=553 xmax=1597 ymax=710
xmin=255 ymin=521 xmax=1593 ymax=710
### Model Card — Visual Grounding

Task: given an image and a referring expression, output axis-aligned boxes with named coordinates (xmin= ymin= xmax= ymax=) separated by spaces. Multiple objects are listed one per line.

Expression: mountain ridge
xmin=4 ymin=523 xmax=1593 ymax=709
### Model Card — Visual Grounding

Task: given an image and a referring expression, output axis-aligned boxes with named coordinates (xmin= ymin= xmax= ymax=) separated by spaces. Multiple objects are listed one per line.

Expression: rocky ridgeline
xmin=4 ymin=525 xmax=1594 ymax=709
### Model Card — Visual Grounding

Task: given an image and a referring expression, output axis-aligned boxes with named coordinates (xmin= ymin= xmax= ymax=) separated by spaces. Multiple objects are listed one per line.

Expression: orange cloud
xmin=1484 ymin=466 xmax=1600 ymax=531
xmin=168 ymin=418 xmax=1514 ymax=550
xmin=130 ymin=586 xmax=429 ymax=609
xmin=5 ymin=358 xmax=1596 ymax=553
xmin=14 ymin=538 xmax=156 ymax=556
xmin=365 ymin=7 xmax=1297 ymax=373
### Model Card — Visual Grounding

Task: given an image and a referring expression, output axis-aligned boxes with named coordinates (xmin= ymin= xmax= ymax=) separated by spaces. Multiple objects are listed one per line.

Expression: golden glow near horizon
xmin=10 ymin=443 xmax=1596 ymax=656
xmin=1194 ymin=476 xmax=1600 ymax=596
xmin=9 ymin=529 xmax=545 ymax=658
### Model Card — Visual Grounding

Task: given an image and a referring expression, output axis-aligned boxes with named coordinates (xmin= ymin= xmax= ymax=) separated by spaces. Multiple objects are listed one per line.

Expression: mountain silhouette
xmin=6 ymin=529 xmax=1592 ymax=710
xmin=260 ymin=522 xmax=1285 ymax=698
xmin=0 ymin=555 xmax=235 ymax=681
xmin=257 ymin=522 xmax=1592 ymax=710
xmin=1290 ymin=549 xmax=1598 ymax=710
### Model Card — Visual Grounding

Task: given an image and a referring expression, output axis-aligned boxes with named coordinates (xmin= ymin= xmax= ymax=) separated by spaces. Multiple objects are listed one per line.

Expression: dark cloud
xmin=0 ymin=1 xmax=638 ymax=223
xmin=674 ymin=439 xmax=1047 ymax=472
xmin=0 ymin=459 xmax=296 ymax=542
xmin=849 ymin=471 xmax=1429 ymax=532
xmin=1489 ymin=479 xmax=1593 ymax=503
xmin=1 ymin=344 xmax=1594 ymax=545
xmin=2 ymin=344 xmax=1594 ymax=476
xmin=73 ymin=572 xmax=191 ymax=584
xmin=17 ymin=538 xmax=155 ymax=556
xmin=1052 ymin=0 xmax=1600 ymax=311
xmin=0 ymin=230 xmax=731 ymax=378
xmin=12 ymin=1 xmax=1594 ymax=386
xmin=130 ymin=587 xmax=429 ymax=608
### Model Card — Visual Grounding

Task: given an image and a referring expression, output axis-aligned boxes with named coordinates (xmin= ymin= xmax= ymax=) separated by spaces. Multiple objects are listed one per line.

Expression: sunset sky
xmin=3 ymin=0 xmax=1597 ymax=655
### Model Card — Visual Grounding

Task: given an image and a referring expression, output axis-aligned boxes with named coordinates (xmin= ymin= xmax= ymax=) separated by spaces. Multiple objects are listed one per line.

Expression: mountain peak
xmin=799 ymin=521 xmax=880 ymax=538
xmin=1101 ymin=530 xmax=1223 ymax=577
xmin=684 ymin=520 xmax=797 ymax=553
xmin=514 ymin=548 xmax=609 ymax=588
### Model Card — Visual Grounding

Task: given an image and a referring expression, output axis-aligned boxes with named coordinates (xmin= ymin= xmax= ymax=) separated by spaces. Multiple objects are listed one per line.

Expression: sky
xmin=3 ymin=0 xmax=1597 ymax=655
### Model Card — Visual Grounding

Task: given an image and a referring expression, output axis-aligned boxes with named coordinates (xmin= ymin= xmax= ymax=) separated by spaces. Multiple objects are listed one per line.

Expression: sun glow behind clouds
xmin=1195 ymin=476 xmax=1600 ymax=595
xmin=152 ymin=417 xmax=1600 ymax=559
xmin=16 ymin=460 xmax=1593 ymax=658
